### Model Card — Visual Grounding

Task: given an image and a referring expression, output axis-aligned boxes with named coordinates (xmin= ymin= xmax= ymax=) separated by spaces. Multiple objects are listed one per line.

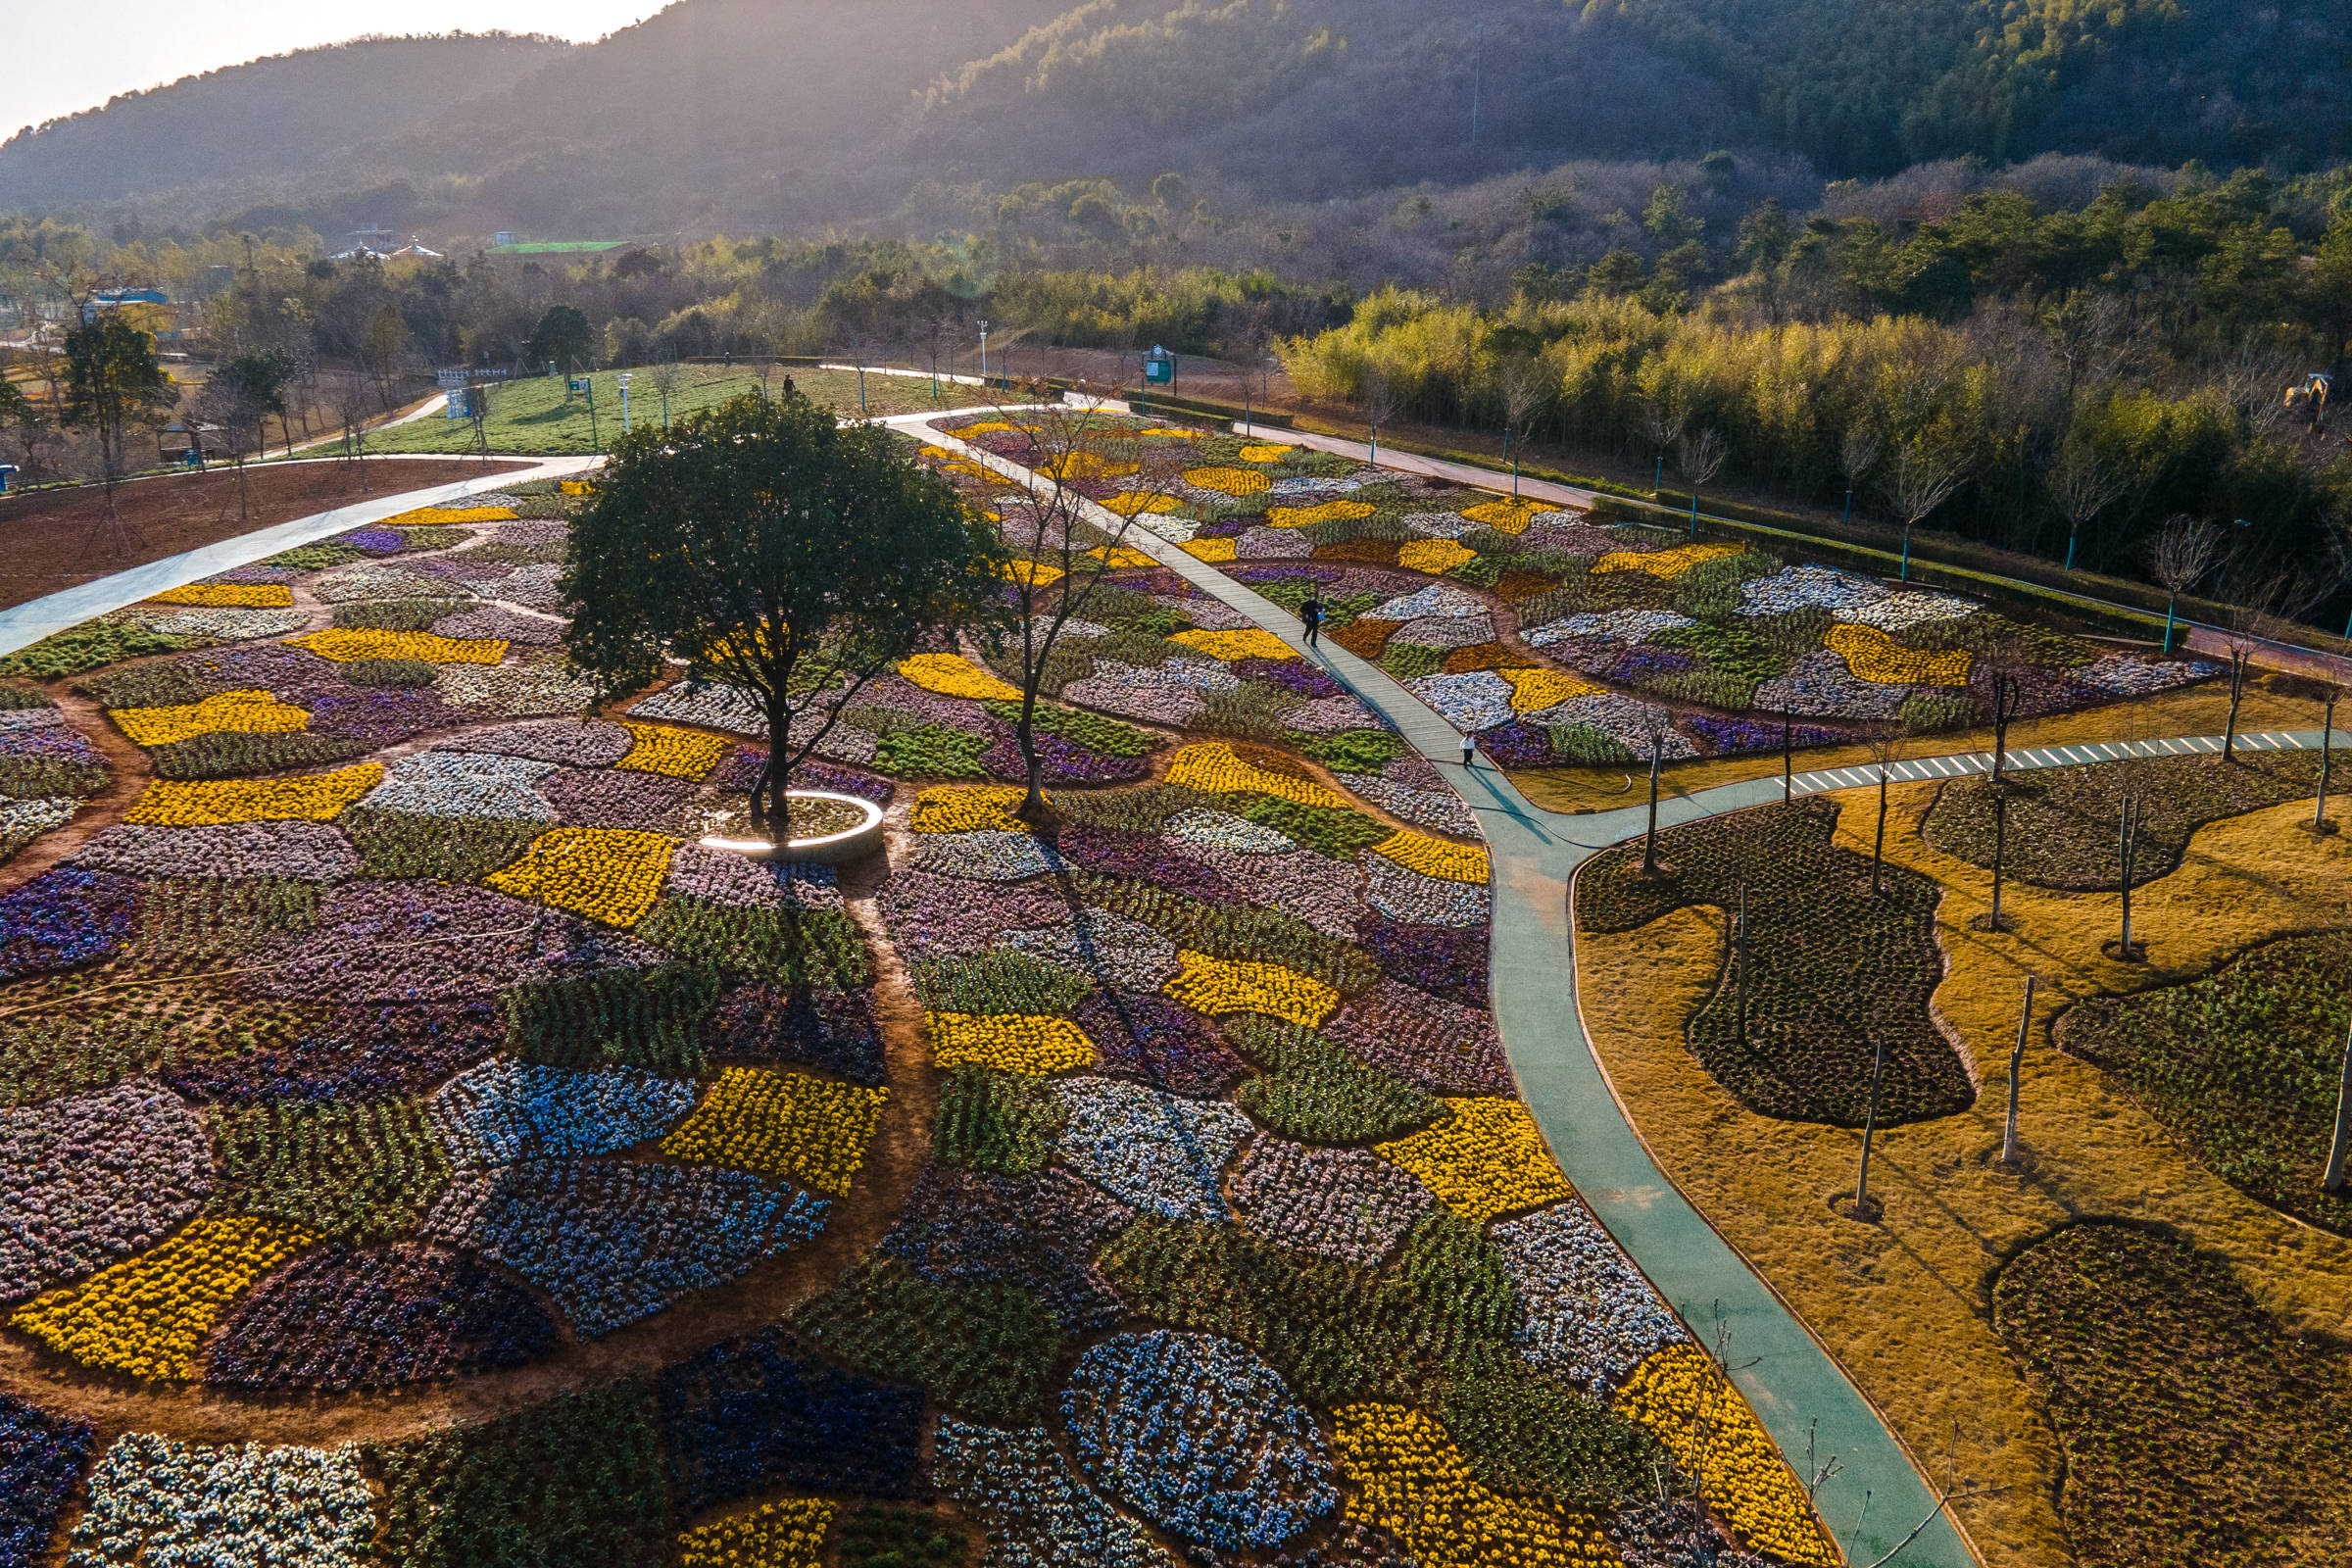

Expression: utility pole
xmin=2001 ymin=974 xmax=2035 ymax=1165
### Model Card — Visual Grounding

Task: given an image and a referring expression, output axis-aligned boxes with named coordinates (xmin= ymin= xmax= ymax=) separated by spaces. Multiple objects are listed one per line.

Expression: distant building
xmin=84 ymin=289 xmax=180 ymax=341
xmin=329 ymin=226 xmax=445 ymax=262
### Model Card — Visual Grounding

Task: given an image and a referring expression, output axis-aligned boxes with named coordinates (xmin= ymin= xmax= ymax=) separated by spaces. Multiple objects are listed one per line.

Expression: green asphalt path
xmin=923 ymin=417 xmax=1980 ymax=1565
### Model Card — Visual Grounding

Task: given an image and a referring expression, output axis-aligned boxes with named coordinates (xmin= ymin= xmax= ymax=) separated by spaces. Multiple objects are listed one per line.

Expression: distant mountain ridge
xmin=1 ymin=0 xmax=2345 ymax=236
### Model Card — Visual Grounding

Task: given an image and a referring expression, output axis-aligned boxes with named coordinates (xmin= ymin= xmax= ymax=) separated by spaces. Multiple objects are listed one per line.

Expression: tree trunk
xmin=1855 ymin=1030 xmax=1889 ymax=1218
xmin=2117 ymin=797 xmax=2139 ymax=957
xmin=2162 ymin=592 xmax=2179 ymax=653
xmin=1872 ymin=766 xmax=1889 ymax=895
xmin=2225 ymin=657 xmax=2247 ymax=763
xmin=1781 ymin=709 xmax=1792 ymax=805
xmin=1989 ymin=785 xmax=2007 ymax=930
xmin=2327 ymin=1014 xmax=2352 ymax=1194
xmin=1642 ymin=746 xmax=1663 ymax=875
xmin=2001 ymin=973 xmax=2035 ymax=1165
xmin=1734 ymin=883 xmax=1748 ymax=1045
xmin=1014 ymin=683 xmax=1048 ymax=820
xmin=2320 ymin=695 xmax=2337 ymax=832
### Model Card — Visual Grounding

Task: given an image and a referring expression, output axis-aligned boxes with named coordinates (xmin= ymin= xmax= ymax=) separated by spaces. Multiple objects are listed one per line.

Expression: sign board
xmin=1143 ymin=349 xmax=1175 ymax=386
xmin=437 ymin=367 xmax=514 ymax=390
xmin=568 ymin=377 xmax=592 ymax=397
xmin=0 ymin=465 xmax=17 ymax=494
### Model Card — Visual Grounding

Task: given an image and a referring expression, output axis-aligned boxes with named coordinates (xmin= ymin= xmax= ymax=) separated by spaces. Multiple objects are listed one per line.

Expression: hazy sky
xmin=0 ymin=0 xmax=674 ymax=142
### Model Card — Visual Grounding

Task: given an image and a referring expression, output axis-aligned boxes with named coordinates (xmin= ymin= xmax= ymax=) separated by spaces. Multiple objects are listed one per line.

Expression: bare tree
xmin=1638 ymin=703 xmax=1676 ymax=877
xmin=2319 ymin=683 xmax=2343 ymax=835
xmin=2145 ymin=514 xmax=2223 ymax=654
xmin=1838 ymin=421 xmax=1881 ymax=528
xmin=2327 ymin=1014 xmax=2352 ymax=1194
xmin=1676 ymin=427 xmax=1726 ymax=537
xmin=2045 ymin=438 xmax=2122 ymax=572
xmin=2114 ymin=793 xmax=2147 ymax=960
xmin=2216 ymin=569 xmax=2318 ymax=762
xmin=326 ymin=369 xmax=374 ymax=494
xmin=1853 ymin=1007 xmax=1891 ymax=1222
xmin=969 ymin=395 xmax=1187 ymax=819
xmin=1863 ymin=719 xmax=1909 ymax=896
xmin=1999 ymin=974 xmax=2036 ymax=1165
xmin=1881 ymin=436 xmax=1969 ymax=582
xmin=1359 ymin=367 xmax=1397 ymax=466
xmin=1497 ymin=355 xmax=1550 ymax=498
xmin=1642 ymin=393 xmax=1688 ymax=496
xmin=646 ymin=359 xmax=690 ymax=429
xmin=192 ymin=369 xmax=268 ymax=523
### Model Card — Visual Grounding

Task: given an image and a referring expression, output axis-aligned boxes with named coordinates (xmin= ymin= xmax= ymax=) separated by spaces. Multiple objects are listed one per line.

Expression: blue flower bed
xmin=0 ymin=870 xmax=139 ymax=982
xmin=658 ymin=1326 xmax=924 ymax=1509
xmin=0 ymin=1392 xmax=93 ymax=1568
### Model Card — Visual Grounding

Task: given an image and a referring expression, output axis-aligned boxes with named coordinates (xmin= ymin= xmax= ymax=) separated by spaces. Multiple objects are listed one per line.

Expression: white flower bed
xmin=1398 ymin=511 xmax=1476 ymax=539
xmin=1054 ymin=1076 xmax=1250 ymax=1221
xmin=1008 ymin=908 xmax=1180 ymax=994
xmin=493 ymin=563 xmax=565 ymax=611
xmin=1750 ymin=649 xmax=1910 ymax=718
xmin=312 ymin=564 xmax=463 ymax=604
xmin=1060 ymin=664 xmax=1208 ymax=727
xmin=1406 ymin=670 xmax=1517 ymax=734
xmin=1179 ymin=845 xmax=1369 ymax=939
xmin=1157 ymin=654 xmax=1245 ymax=693
xmin=1832 ymin=589 xmax=1979 ymax=632
xmin=662 ymin=846 xmax=845 ymax=910
xmin=2072 ymin=652 xmax=2219 ymax=695
xmin=1393 ymin=612 xmax=1495 ymax=650
xmin=69 ymin=821 xmax=360 ymax=880
xmin=67 ymin=1434 xmax=375 ymax=1568
xmin=1160 ymin=595 xmax=1256 ymax=632
xmin=1520 ymin=693 xmax=1699 ymax=759
xmin=1737 ymin=564 xmax=1886 ymax=617
xmin=1131 ymin=512 xmax=1200 ymax=544
xmin=436 ymin=662 xmax=602 ymax=716
xmin=1371 ymin=582 xmax=1487 ymax=622
xmin=1522 ymin=608 xmax=1693 ymax=648
xmin=1493 ymin=1201 xmax=1692 ymax=1396
xmin=1363 ymin=855 xmax=1491 ymax=928
xmin=362 ymin=752 xmax=559 ymax=822
xmin=629 ymin=682 xmax=767 ymax=737
xmin=1 ymin=1082 xmax=213 ymax=1305
xmin=1166 ymin=808 xmax=1297 ymax=857
xmin=1348 ymin=773 xmax=1480 ymax=838
xmin=914 ymin=829 xmax=1069 ymax=882
xmin=0 ymin=797 xmax=76 ymax=855
xmin=1281 ymin=694 xmax=1379 ymax=735
xmin=934 ymin=1418 xmax=1178 ymax=1568
xmin=114 ymin=606 xmax=313 ymax=640
xmin=443 ymin=719 xmax=635 ymax=768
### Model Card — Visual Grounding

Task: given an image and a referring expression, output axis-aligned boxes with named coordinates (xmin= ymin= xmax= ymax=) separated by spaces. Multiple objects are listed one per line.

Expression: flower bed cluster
xmin=1579 ymin=798 xmax=1975 ymax=1127
xmin=0 ymin=690 xmax=107 ymax=861
xmin=67 ymin=1434 xmax=377 ymax=1568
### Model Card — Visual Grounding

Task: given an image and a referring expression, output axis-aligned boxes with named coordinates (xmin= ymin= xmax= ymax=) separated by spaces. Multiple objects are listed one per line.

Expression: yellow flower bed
xmin=1004 ymin=560 xmax=1066 ymax=590
xmin=1333 ymin=1404 xmax=1617 ymax=1568
xmin=1374 ymin=1099 xmax=1573 ymax=1225
xmin=1142 ymin=426 xmax=1203 ymax=439
xmin=1266 ymin=499 xmax=1377 ymax=530
xmin=1500 ymin=667 xmax=1602 ymax=712
xmin=288 ymin=627 xmax=509 ymax=665
xmin=123 ymin=763 xmax=384 ymax=827
xmin=1239 ymin=443 xmax=1297 ymax=464
xmin=1613 ymin=1346 xmax=1840 ymax=1565
xmin=560 ymin=479 xmax=597 ymax=496
xmin=1373 ymin=829 xmax=1490 ymax=884
xmin=1592 ymin=541 xmax=1744 ymax=580
xmin=896 ymin=654 xmax=1023 ymax=702
xmin=910 ymin=785 xmax=1031 ymax=834
xmin=144 ymin=583 xmax=294 ymax=609
xmin=113 ymin=690 xmax=311 ymax=749
xmin=1100 ymin=491 xmax=1182 ymax=518
xmin=616 ymin=721 xmax=730 ymax=781
xmin=1046 ymin=451 xmax=1138 ymax=481
xmin=1824 ymin=623 xmax=1973 ymax=686
xmin=1397 ymin=539 xmax=1478 ymax=575
xmin=1185 ymin=466 xmax=1271 ymax=497
xmin=1168 ymin=627 xmax=1296 ymax=662
xmin=1180 ymin=537 xmax=1239 ymax=564
xmin=1164 ymin=742 xmax=1348 ymax=808
xmin=1089 ymin=545 xmax=1157 ymax=566
xmin=929 ymin=1012 xmax=1098 ymax=1074
xmin=11 ymin=1215 xmax=318 ymax=1381
xmin=661 ymin=1067 xmax=889 ymax=1198
xmin=1459 ymin=498 xmax=1544 ymax=535
xmin=485 ymin=827 xmax=676 ymax=927
xmin=380 ymin=505 xmax=516 ymax=526
xmin=956 ymin=420 xmax=1017 ymax=436
xmin=1162 ymin=950 xmax=1341 ymax=1029
xmin=678 ymin=1498 xmax=835 ymax=1568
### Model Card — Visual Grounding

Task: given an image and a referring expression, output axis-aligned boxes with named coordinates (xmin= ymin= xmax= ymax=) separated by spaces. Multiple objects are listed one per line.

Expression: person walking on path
xmin=1300 ymin=592 xmax=1325 ymax=650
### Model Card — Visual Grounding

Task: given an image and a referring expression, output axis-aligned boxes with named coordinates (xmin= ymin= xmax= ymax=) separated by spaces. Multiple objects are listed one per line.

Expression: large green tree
xmin=61 ymin=311 xmax=172 ymax=521
xmin=526 ymin=304 xmax=596 ymax=373
xmin=564 ymin=391 xmax=1006 ymax=835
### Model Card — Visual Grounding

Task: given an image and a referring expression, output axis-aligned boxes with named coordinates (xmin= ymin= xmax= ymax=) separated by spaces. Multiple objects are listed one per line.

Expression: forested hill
xmin=5 ymin=0 xmax=2352 ymax=233
xmin=1586 ymin=0 xmax=2352 ymax=174
xmin=0 ymin=35 xmax=570 ymax=215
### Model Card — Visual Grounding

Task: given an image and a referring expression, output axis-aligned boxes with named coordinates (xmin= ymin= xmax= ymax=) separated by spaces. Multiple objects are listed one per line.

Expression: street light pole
xmin=979 ymin=320 xmax=990 ymax=386
xmin=617 ymin=371 xmax=632 ymax=435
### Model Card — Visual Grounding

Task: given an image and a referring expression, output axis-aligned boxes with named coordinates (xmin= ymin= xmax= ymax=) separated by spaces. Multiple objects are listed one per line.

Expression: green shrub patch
xmin=1577 ymin=799 xmax=1973 ymax=1127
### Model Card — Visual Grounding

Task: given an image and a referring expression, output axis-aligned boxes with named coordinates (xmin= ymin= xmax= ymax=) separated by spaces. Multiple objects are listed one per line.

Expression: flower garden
xmin=930 ymin=413 xmax=2218 ymax=769
xmin=0 ymin=458 xmax=1855 ymax=1566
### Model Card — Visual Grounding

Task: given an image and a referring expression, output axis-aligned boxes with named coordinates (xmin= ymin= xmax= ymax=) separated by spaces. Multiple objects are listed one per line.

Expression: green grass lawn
xmin=360 ymin=367 xmax=991 ymax=457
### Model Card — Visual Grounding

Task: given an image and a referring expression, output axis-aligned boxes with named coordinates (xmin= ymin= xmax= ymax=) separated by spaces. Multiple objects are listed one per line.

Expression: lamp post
xmin=979 ymin=320 xmax=990 ymax=386
xmin=617 ymin=371 xmax=632 ymax=435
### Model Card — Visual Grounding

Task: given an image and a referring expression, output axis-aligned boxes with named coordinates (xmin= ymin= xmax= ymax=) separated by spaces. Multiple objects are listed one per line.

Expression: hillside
xmin=3 ymin=0 xmax=2349 ymax=234
xmin=0 ymin=34 xmax=571 ymax=216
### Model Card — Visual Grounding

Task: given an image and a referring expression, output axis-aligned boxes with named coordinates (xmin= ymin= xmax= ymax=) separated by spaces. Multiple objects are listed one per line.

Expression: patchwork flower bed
xmin=0 ymin=454 xmax=1833 ymax=1568
xmin=0 ymin=691 xmax=107 ymax=861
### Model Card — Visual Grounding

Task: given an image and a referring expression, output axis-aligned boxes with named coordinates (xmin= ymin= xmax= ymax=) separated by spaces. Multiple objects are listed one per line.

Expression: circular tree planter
xmin=699 ymin=790 xmax=884 ymax=866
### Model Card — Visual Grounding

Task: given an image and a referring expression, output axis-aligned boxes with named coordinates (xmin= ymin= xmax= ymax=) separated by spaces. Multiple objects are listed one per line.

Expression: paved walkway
xmin=924 ymin=420 xmax=1975 ymax=1566
xmin=0 ymin=456 xmax=601 ymax=661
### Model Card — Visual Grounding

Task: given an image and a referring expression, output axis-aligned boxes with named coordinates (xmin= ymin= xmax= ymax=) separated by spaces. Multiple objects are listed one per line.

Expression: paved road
xmin=925 ymin=419 xmax=1977 ymax=1566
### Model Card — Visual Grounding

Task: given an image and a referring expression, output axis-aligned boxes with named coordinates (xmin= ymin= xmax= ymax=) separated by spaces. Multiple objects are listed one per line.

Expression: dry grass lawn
xmin=1575 ymin=777 xmax=2352 ymax=1568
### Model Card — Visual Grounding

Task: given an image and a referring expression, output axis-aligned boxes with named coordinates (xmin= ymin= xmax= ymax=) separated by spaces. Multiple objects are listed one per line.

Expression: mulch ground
xmin=0 ymin=458 xmax=531 ymax=611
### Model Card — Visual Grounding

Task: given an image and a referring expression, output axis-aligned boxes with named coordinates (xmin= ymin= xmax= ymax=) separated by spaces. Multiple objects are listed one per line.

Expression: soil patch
xmin=0 ymin=459 xmax=530 ymax=611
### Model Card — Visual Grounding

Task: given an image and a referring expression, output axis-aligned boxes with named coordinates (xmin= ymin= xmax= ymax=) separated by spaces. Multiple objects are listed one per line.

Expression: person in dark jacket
xmin=1300 ymin=593 xmax=1325 ymax=649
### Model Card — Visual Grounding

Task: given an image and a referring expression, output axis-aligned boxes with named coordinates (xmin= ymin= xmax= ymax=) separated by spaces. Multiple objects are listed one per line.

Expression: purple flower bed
xmin=168 ymin=999 xmax=505 ymax=1103
xmin=0 ymin=1391 xmax=94 ymax=1568
xmin=340 ymin=528 xmax=408 ymax=555
xmin=447 ymin=719 xmax=634 ymax=767
xmin=204 ymin=564 xmax=301 ymax=585
xmin=245 ymin=882 xmax=660 ymax=1007
xmin=706 ymin=747 xmax=896 ymax=807
xmin=1 ymin=721 xmax=102 ymax=763
xmin=1355 ymin=914 xmax=1488 ymax=1005
xmin=0 ymin=1081 xmax=213 ymax=1305
xmin=981 ymin=719 xmax=1150 ymax=786
xmin=881 ymin=870 xmax=1074 ymax=959
xmin=659 ymin=1326 xmax=925 ymax=1511
xmin=1236 ymin=658 xmax=1343 ymax=698
xmin=855 ymin=674 xmax=987 ymax=731
xmin=71 ymin=822 xmax=360 ymax=882
xmin=1053 ymin=825 xmax=1237 ymax=904
xmin=424 ymin=1157 xmax=828 ymax=1338
xmin=539 ymin=767 xmax=693 ymax=832
xmin=880 ymin=1164 xmax=1133 ymax=1331
xmin=705 ymin=983 xmax=888 ymax=1087
xmin=204 ymin=1241 xmax=560 ymax=1391
xmin=1228 ymin=564 xmax=1341 ymax=585
xmin=1192 ymin=515 xmax=1256 ymax=539
xmin=1323 ymin=979 xmax=1513 ymax=1096
xmin=0 ymin=870 xmax=139 ymax=981
xmin=1608 ymin=647 xmax=1703 ymax=681
xmin=1684 ymin=714 xmax=1845 ymax=756
xmin=301 ymin=685 xmax=466 ymax=747
xmin=431 ymin=606 xmax=565 ymax=646
xmin=1228 ymin=1139 xmax=1434 ymax=1267
xmin=1071 ymin=992 xmax=1249 ymax=1096
xmin=1475 ymin=721 xmax=1563 ymax=769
